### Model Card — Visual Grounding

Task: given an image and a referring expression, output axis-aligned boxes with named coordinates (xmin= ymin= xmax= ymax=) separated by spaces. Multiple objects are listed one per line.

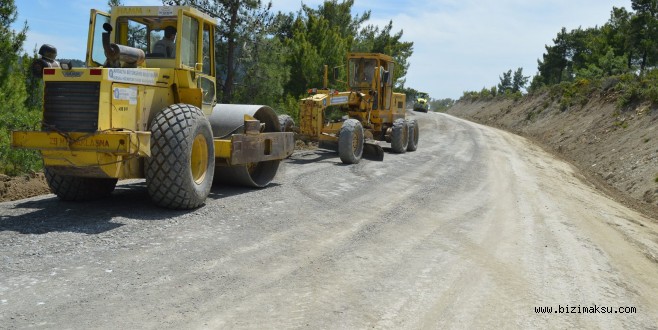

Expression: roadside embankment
xmin=446 ymin=91 xmax=657 ymax=218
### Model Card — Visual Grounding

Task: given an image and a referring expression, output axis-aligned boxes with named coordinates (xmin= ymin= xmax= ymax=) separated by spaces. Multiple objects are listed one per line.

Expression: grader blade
xmin=363 ymin=141 xmax=384 ymax=161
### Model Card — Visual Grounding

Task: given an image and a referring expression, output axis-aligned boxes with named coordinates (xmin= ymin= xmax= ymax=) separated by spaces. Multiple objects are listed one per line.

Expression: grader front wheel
xmin=146 ymin=104 xmax=215 ymax=210
xmin=338 ymin=119 xmax=364 ymax=164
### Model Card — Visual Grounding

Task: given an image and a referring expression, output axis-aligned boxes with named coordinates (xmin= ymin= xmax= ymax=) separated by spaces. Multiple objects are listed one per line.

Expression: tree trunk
xmin=640 ymin=49 xmax=647 ymax=74
xmin=222 ymin=2 xmax=239 ymax=104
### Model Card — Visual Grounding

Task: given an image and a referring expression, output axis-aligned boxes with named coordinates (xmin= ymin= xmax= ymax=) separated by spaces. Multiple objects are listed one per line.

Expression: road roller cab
xmin=11 ymin=5 xmax=294 ymax=209
xmin=413 ymin=92 xmax=430 ymax=112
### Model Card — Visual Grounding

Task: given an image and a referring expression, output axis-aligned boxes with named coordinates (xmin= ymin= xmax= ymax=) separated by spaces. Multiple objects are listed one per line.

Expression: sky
xmin=13 ymin=0 xmax=631 ymax=100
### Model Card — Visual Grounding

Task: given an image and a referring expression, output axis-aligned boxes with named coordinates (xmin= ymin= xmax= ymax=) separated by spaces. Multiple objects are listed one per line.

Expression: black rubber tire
xmin=278 ymin=114 xmax=295 ymax=132
xmin=338 ymin=119 xmax=364 ymax=164
xmin=407 ymin=119 xmax=419 ymax=152
xmin=44 ymin=167 xmax=117 ymax=201
xmin=390 ymin=118 xmax=409 ymax=153
xmin=146 ymin=104 xmax=215 ymax=209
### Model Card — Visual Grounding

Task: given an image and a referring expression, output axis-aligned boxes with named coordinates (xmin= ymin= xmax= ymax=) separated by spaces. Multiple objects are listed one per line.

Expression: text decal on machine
xmin=330 ymin=96 xmax=349 ymax=105
xmin=108 ymin=68 xmax=158 ymax=85
xmin=113 ymin=87 xmax=138 ymax=105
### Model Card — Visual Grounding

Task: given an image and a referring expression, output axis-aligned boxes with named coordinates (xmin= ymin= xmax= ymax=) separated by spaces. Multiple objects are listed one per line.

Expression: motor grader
xmin=297 ymin=53 xmax=418 ymax=164
xmin=11 ymin=5 xmax=294 ymax=209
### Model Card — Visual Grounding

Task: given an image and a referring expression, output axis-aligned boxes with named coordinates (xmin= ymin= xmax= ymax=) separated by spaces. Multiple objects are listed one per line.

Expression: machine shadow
xmin=0 ymin=180 xmax=266 ymax=235
xmin=285 ymin=147 xmax=392 ymax=166
xmin=207 ymin=182 xmax=281 ymax=199
xmin=285 ymin=149 xmax=340 ymax=165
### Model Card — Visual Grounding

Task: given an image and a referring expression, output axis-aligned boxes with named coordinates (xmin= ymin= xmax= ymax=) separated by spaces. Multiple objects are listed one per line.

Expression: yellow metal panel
xmin=41 ymin=151 xmax=143 ymax=179
xmin=111 ymin=83 xmax=139 ymax=130
xmin=213 ymin=139 xmax=232 ymax=159
xmin=98 ymin=80 xmax=113 ymax=130
xmin=141 ymin=84 xmax=175 ymax=130
xmin=175 ymin=68 xmax=195 ymax=88
xmin=299 ymin=94 xmax=329 ymax=139
xmin=323 ymin=122 xmax=342 ymax=135
xmin=392 ymin=92 xmax=406 ymax=120
xmin=11 ymin=131 xmax=151 ymax=156
xmin=178 ymin=88 xmax=202 ymax=107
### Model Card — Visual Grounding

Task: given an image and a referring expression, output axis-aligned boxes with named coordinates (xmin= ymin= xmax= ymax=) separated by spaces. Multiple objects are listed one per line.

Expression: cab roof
xmin=109 ymin=6 xmax=217 ymax=25
xmin=347 ymin=53 xmax=394 ymax=62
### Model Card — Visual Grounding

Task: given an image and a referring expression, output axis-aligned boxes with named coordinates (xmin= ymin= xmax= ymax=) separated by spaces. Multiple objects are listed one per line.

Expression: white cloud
xmin=363 ymin=0 xmax=630 ymax=99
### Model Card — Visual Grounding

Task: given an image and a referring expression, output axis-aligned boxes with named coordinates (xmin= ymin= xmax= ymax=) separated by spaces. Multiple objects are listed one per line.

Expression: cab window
xmin=115 ymin=17 xmax=149 ymax=52
xmin=181 ymin=15 xmax=199 ymax=68
xmin=349 ymin=58 xmax=376 ymax=88
xmin=202 ymin=23 xmax=212 ymax=75
xmin=90 ymin=12 xmax=109 ymax=66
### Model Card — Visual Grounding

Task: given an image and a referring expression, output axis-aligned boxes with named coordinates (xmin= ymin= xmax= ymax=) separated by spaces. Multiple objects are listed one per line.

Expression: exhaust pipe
xmin=102 ymin=23 xmax=145 ymax=68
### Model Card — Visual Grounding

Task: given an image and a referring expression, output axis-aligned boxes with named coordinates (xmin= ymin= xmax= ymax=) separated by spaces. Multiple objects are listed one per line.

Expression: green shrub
xmin=0 ymin=127 xmax=42 ymax=175
xmin=615 ymin=82 xmax=641 ymax=109
xmin=601 ymin=76 xmax=620 ymax=90
xmin=274 ymin=94 xmax=302 ymax=122
xmin=559 ymin=97 xmax=571 ymax=112
xmin=0 ymin=100 xmax=43 ymax=176
xmin=526 ymin=111 xmax=536 ymax=121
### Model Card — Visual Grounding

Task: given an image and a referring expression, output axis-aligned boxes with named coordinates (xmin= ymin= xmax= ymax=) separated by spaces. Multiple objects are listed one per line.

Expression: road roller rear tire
xmin=44 ymin=167 xmax=117 ymax=201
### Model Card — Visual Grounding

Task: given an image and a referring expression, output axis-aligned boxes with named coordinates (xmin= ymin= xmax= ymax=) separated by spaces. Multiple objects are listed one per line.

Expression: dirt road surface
xmin=1 ymin=111 xmax=657 ymax=329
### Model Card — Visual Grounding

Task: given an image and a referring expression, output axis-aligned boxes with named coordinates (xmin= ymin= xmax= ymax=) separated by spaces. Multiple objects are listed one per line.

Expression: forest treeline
xmin=0 ymin=0 xmax=414 ymax=175
xmin=461 ymin=0 xmax=658 ymax=111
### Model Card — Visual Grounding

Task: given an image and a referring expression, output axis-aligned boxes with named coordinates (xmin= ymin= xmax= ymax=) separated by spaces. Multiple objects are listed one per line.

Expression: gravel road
xmin=1 ymin=111 xmax=657 ymax=329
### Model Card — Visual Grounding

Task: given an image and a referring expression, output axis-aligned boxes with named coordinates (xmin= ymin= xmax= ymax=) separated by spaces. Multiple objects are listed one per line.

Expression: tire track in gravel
xmin=191 ymin=112 xmax=530 ymax=328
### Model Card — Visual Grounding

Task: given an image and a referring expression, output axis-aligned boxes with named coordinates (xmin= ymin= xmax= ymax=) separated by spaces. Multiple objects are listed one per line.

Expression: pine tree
xmin=0 ymin=0 xmax=41 ymax=175
xmin=497 ymin=70 xmax=512 ymax=94
xmin=512 ymin=68 xmax=529 ymax=93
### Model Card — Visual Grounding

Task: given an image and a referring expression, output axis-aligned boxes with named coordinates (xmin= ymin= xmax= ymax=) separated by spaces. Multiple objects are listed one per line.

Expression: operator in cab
xmin=152 ymin=26 xmax=177 ymax=58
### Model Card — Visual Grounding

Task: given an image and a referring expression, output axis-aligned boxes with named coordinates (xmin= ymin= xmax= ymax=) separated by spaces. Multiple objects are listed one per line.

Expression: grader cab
xmin=297 ymin=53 xmax=418 ymax=164
xmin=11 ymin=6 xmax=294 ymax=209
